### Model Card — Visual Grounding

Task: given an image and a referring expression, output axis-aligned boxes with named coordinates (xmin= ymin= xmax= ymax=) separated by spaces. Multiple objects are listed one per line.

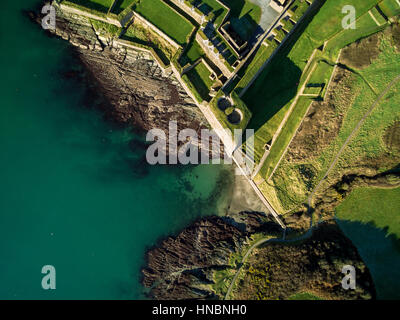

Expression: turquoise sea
xmin=0 ymin=0 xmax=233 ymax=299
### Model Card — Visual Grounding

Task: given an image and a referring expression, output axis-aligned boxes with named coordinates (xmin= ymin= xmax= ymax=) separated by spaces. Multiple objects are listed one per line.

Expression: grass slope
xmin=134 ymin=0 xmax=194 ymax=45
xmin=336 ymin=187 xmax=400 ymax=239
xmin=336 ymin=186 xmax=400 ymax=299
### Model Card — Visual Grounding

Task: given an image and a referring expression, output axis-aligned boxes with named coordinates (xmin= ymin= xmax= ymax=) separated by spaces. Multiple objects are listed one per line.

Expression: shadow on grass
xmin=336 ymin=218 xmax=400 ymax=300
xmin=111 ymin=0 xmax=128 ymax=15
xmin=243 ymin=56 xmax=301 ymax=134
xmin=69 ymin=0 xmax=111 ymax=13
xmin=186 ymin=69 xmax=211 ymax=102
xmin=230 ymin=11 xmax=258 ymax=41
xmin=241 ymin=0 xmax=326 ymax=135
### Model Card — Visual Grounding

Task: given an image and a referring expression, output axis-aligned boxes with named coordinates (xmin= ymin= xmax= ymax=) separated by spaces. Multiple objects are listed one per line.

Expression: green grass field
xmin=198 ymin=0 xmax=229 ymax=27
xmin=241 ymin=0 xmax=400 ymax=184
xmin=288 ymin=292 xmax=323 ymax=300
xmin=270 ymin=27 xmax=400 ymax=211
xmin=336 ymin=187 xmax=400 ymax=239
xmin=336 ymin=186 xmax=400 ymax=299
xmin=223 ymin=0 xmax=261 ymax=40
xmin=240 ymin=0 xmax=316 ymax=163
xmin=179 ymin=40 xmax=204 ymax=67
xmin=325 ymin=11 xmax=385 ymax=58
xmin=379 ymin=0 xmax=400 ymax=17
xmin=185 ymin=62 xmax=214 ymax=101
xmin=371 ymin=6 xmax=388 ymax=25
xmin=66 ymin=0 xmax=114 ymax=12
xmin=303 ymin=0 xmax=380 ymax=44
xmin=134 ymin=0 xmax=194 ymax=45
xmin=235 ymin=42 xmax=277 ymax=95
xmin=260 ymin=96 xmax=313 ymax=179
xmin=111 ymin=0 xmax=135 ymax=14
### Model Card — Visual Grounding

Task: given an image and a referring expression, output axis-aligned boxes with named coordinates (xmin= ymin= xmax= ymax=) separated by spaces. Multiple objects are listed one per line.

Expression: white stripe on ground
xmin=368 ymin=10 xmax=381 ymax=26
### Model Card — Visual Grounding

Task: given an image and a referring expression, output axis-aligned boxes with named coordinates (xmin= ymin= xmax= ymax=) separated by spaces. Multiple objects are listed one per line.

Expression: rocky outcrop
xmin=141 ymin=211 xmax=376 ymax=300
xmin=28 ymin=4 xmax=220 ymax=156
xmin=142 ymin=212 xmax=282 ymax=299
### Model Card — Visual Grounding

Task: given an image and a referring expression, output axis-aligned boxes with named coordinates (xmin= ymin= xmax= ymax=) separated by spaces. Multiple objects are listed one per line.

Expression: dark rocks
xmin=141 ymin=212 xmax=281 ymax=299
xmin=30 ymin=4 xmax=215 ymax=154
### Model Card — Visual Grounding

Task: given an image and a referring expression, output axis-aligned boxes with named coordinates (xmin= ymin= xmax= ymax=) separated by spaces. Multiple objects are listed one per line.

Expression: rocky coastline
xmin=28 ymin=3 xmax=220 ymax=156
xmin=28 ymin=3 xmax=377 ymax=300
xmin=142 ymin=212 xmax=282 ymax=299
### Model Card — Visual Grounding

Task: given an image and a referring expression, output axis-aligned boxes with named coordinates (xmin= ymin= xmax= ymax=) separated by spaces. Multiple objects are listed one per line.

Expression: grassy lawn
xmin=269 ymin=26 xmax=400 ymax=211
xmin=198 ymin=0 xmax=229 ymax=27
xmin=66 ymin=0 xmax=114 ymax=12
xmin=371 ymin=6 xmax=388 ymax=25
xmin=336 ymin=187 xmax=400 ymax=239
xmin=240 ymin=0 xmax=396 ymax=178
xmin=288 ymin=292 xmax=323 ymax=300
xmin=336 ymin=186 xmax=400 ymax=299
xmin=260 ymin=96 xmax=313 ymax=179
xmin=235 ymin=42 xmax=277 ymax=94
xmin=111 ymin=0 xmax=135 ymax=14
xmin=288 ymin=0 xmax=312 ymax=21
xmin=184 ymin=62 xmax=214 ymax=101
xmin=303 ymin=0 xmax=380 ymax=44
xmin=307 ymin=60 xmax=334 ymax=85
xmin=325 ymin=11 xmax=384 ymax=58
xmin=240 ymin=0 xmax=318 ymax=162
xmin=304 ymin=60 xmax=334 ymax=96
xmin=178 ymin=40 xmax=204 ymax=67
xmin=379 ymin=0 xmax=400 ymax=17
xmin=223 ymin=0 xmax=261 ymax=22
xmin=134 ymin=0 xmax=194 ymax=45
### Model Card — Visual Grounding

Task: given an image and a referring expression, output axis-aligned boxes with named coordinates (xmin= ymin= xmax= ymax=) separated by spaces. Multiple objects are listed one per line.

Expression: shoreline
xmin=28 ymin=2 xmax=381 ymax=300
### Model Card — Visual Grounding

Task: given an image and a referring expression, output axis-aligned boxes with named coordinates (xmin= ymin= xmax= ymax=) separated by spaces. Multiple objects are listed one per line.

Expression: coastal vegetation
xmin=229 ymin=222 xmax=375 ymax=300
xmin=270 ymin=26 xmax=400 ymax=212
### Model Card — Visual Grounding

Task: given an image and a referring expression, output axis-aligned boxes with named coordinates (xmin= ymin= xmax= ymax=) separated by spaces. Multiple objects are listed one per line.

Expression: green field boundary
xmin=260 ymin=96 xmax=314 ymax=180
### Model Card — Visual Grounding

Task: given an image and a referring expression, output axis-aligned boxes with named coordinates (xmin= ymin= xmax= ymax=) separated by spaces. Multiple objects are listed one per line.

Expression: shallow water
xmin=0 ymin=0 xmax=233 ymax=299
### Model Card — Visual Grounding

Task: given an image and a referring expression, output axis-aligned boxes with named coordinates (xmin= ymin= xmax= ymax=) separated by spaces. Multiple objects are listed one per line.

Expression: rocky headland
xmin=28 ymin=3 xmax=377 ymax=300
xmin=28 ymin=3 xmax=219 ymax=156
xmin=142 ymin=212 xmax=282 ymax=299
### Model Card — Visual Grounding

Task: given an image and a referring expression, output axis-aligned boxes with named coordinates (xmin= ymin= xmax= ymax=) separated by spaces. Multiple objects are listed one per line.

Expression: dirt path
xmin=311 ymin=74 xmax=400 ymax=200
